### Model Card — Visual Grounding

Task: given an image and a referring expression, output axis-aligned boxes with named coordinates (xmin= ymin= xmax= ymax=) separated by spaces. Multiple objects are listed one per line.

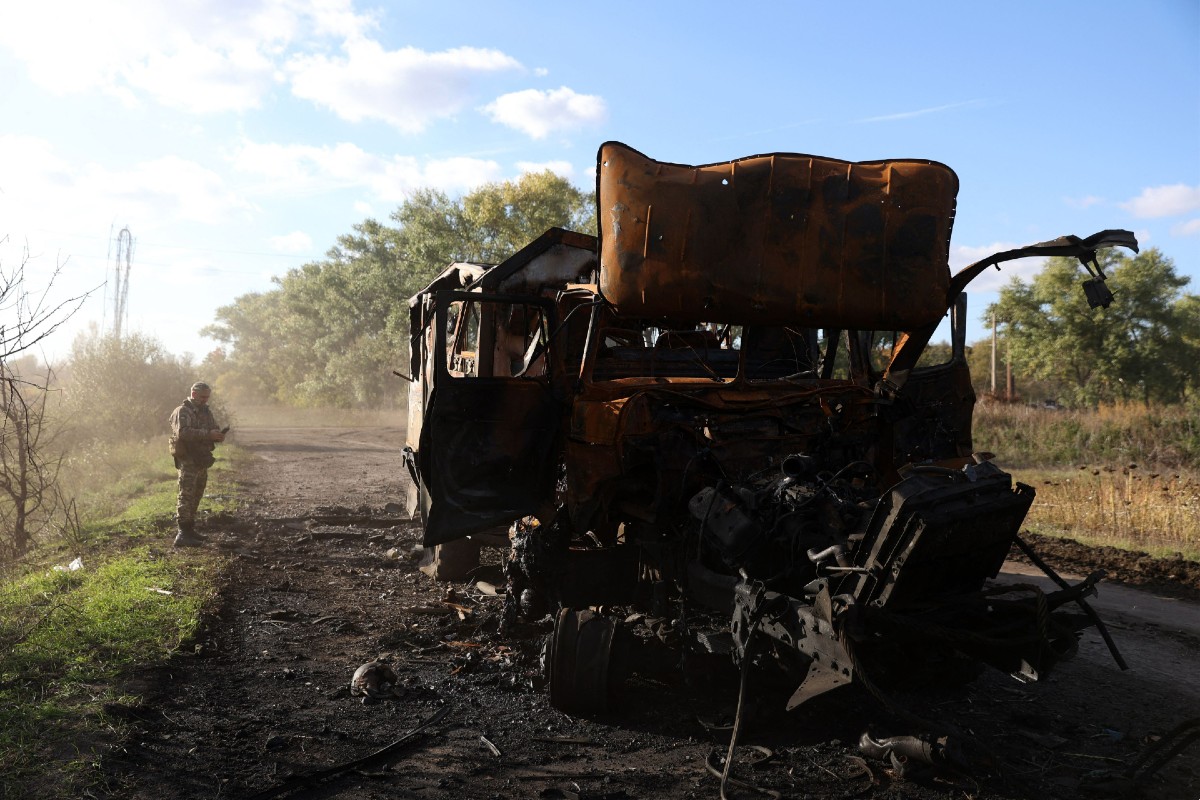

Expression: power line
xmin=27 ymin=227 xmax=321 ymax=259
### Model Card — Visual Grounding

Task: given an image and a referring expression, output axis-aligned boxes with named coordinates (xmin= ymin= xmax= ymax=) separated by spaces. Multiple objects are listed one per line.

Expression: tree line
xmin=986 ymin=249 xmax=1199 ymax=407
xmin=2 ymin=171 xmax=1196 ymax=559
xmin=202 ymin=171 xmax=595 ymax=408
xmin=201 ymin=164 xmax=1197 ymax=411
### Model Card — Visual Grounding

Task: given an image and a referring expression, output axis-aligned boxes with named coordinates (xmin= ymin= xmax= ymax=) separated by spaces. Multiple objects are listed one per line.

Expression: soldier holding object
xmin=168 ymin=382 xmax=226 ymax=547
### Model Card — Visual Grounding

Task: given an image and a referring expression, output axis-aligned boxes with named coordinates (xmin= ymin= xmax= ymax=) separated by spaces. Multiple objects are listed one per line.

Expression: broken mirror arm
xmin=946 ymin=229 xmax=1138 ymax=309
xmin=881 ymin=229 xmax=1140 ymax=396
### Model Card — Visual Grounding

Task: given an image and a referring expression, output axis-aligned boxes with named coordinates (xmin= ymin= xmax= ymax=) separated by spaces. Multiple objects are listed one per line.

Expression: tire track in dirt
xmin=99 ymin=425 xmax=1200 ymax=800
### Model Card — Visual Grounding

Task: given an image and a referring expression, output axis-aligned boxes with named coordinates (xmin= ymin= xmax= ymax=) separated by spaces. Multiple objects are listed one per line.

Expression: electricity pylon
xmin=111 ymin=227 xmax=134 ymax=339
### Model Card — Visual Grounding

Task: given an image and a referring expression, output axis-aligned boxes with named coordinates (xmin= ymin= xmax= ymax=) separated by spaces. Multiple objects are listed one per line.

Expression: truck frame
xmin=402 ymin=141 xmax=1134 ymax=715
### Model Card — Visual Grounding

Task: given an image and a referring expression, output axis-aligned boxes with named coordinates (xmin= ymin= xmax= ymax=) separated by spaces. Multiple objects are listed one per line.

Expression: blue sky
xmin=2 ymin=0 xmax=1197 ymax=362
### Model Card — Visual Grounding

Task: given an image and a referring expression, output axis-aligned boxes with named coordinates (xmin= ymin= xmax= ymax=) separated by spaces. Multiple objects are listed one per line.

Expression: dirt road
xmin=102 ymin=425 xmax=1200 ymax=800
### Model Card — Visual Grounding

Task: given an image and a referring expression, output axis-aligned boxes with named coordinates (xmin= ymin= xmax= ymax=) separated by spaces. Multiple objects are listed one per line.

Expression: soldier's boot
xmin=173 ymin=520 xmax=204 ymax=548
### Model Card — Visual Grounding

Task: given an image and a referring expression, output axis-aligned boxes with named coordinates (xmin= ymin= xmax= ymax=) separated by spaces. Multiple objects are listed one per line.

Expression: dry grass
xmin=1012 ymin=465 xmax=1200 ymax=560
xmin=975 ymin=402 xmax=1200 ymax=560
xmin=973 ymin=401 xmax=1199 ymax=469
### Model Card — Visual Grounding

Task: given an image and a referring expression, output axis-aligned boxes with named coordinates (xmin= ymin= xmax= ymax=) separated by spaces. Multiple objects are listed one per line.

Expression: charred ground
xmin=97 ymin=425 xmax=1200 ymax=800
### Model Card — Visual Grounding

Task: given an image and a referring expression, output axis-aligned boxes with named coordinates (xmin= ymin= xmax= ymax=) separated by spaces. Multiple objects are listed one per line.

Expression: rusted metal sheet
xmin=403 ymin=142 xmax=1141 ymax=724
xmin=475 ymin=227 xmax=598 ymax=296
xmin=597 ymin=141 xmax=958 ymax=330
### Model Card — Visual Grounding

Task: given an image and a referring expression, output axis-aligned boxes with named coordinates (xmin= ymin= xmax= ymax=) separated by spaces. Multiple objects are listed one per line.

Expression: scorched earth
xmin=99 ymin=424 xmax=1200 ymax=800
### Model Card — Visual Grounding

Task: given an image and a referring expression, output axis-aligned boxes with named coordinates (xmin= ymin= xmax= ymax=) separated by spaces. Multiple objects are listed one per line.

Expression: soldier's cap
xmin=190 ymin=382 xmax=211 ymax=394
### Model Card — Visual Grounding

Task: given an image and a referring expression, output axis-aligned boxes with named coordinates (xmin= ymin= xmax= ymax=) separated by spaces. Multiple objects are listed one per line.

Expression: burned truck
xmin=402 ymin=142 xmax=1134 ymax=715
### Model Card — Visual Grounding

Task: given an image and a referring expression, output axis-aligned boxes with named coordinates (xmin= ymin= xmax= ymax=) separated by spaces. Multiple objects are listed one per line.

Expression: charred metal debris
xmin=401 ymin=142 xmax=1137 ymax=727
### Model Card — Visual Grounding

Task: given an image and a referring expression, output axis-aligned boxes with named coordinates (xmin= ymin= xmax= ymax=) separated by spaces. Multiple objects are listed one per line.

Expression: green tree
xmin=205 ymin=171 xmax=594 ymax=408
xmin=459 ymin=170 xmax=595 ymax=261
xmin=987 ymin=248 xmax=1199 ymax=407
xmin=58 ymin=328 xmax=201 ymax=444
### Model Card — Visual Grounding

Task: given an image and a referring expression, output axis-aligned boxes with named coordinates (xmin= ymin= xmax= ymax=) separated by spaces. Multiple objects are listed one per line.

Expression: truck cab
xmin=403 ymin=141 xmax=1136 ymax=713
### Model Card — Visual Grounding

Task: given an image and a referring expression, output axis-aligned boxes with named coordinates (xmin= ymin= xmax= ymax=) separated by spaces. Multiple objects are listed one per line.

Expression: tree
xmin=0 ymin=361 xmax=62 ymax=559
xmin=1 ymin=237 xmax=92 ymax=361
xmin=0 ymin=241 xmax=94 ymax=559
xmin=1177 ymin=294 xmax=1200 ymax=407
xmin=205 ymin=171 xmax=595 ymax=408
xmin=987 ymin=248 xmax=1199 ymax=407
xmin=458 ymin=169 xmax=595 ymax=262
xmin=58 ymin=328 xmax=201 ymax=445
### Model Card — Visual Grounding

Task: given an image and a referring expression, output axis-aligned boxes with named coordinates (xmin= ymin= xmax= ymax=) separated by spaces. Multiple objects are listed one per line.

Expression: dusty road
xmin=102 ymin=425 xmax=1200 ymax=800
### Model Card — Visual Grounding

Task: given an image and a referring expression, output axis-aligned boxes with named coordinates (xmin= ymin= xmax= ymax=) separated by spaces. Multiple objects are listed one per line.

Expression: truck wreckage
xmin=402 ymin=142 xmax=1135 ymax=721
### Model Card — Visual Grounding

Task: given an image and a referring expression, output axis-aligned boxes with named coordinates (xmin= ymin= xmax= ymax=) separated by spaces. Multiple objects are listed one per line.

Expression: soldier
xmin=168 ymin=382 xmax=226 ymax=547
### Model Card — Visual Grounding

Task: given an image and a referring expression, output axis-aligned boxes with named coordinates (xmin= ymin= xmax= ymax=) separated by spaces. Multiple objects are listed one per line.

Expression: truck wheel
xmin=548 ymin=608 xmax=618 ymax=715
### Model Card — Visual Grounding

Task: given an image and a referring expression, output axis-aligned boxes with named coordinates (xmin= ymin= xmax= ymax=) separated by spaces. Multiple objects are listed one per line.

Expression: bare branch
xmin=0 ymin=237 xmax=99 ymax=361
xmin=0 ymin=360 xmax=66 ymax=558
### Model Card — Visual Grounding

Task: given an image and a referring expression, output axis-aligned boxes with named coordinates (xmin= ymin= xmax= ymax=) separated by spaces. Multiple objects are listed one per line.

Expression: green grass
xmin=0 ymin=551 xmax=217 ymax=797
xmin=65 ymin=441 xmax=238 ymax=534
xmin=67 ymin=446 xmax=240 ymax=542
xmin=0 ymin=445 xmax=240 ymax=799
xmin=973 ymin=403 xmax=1200 ymax=561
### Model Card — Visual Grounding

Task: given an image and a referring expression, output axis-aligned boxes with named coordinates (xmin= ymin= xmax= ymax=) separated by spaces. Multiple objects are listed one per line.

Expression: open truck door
xmin=414 ymin=290 xmax=563 ymax=546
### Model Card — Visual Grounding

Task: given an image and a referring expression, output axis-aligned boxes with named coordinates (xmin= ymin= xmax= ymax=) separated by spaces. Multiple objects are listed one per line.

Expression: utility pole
xmin=990 ymin=311 xmax=997 ymax=396
xmin=1005 ymin=327 xmax=1014 ymax=402
xmin=111 ymin=227 xmax=134 ymax=339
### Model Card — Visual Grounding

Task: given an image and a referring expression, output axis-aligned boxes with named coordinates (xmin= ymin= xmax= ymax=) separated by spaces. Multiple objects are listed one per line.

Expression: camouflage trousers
xmin=176 ymin=462 xmax=209 ymax=526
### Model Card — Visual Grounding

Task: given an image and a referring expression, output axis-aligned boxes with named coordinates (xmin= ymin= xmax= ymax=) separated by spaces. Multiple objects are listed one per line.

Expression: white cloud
xmin=0 ymin=135 xmax=73 ymax=190
xmin=106 ymin=156 xmax=258 ymax=224
xmin=0 ymin=2 xmax=162 ymax=94
xmin=950 ymin=242 xmax=1045 ymax=292
xmin=1171 ymin=218 xmax=1200 ymax=237
xmin=950 ymin=242 xmax=1018 ymax=273
xmin=482 ymin=86 xmax=607 ymax=139
xmin=147 ymin=252 xmax=226 ymax=287
xmin=231 ymin=139 xmax=502 ymax=200
xmin=859 ymin=100 xmax=983 ymax=124
xmin=516 ymin=160 xmax=575 ymax=178
xmin=269 ymin=231 xmax=314 ymax=253
xmin=0 ymin=0 xmax=376 ymax=113
xmin=121 ymin=38 xmax=277 ymax=114
xmin=232 ymin=140 xmax=377 ymax=186
xmin=304 ymin=0 xmax=380 ymax=38
xmin=287 ymin=41 xmax=521 ymax=131
xmin=1120 ymin=184 xmax=1200 ymax=218
xmin=419 ymin=158 xmax=504 ymax=193
xmin=0 ymin=135 xmax=253 ymax=235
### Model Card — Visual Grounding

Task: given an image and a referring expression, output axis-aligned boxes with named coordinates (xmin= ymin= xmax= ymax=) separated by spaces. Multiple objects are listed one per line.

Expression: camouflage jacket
xmin=168 ymin=399 xmax=218 ymax=464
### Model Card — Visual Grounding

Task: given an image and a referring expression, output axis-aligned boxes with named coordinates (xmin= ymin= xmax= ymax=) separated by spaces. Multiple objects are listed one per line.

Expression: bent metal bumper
xmin=706 ymin=465 xmax=1124 ymax=710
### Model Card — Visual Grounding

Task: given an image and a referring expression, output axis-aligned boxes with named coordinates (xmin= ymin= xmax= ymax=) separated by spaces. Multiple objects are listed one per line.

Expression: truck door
xmin=890 ymin=295 xmax=976 ymax=464
xmin=416 ymin=290 xmax=562 ymax=545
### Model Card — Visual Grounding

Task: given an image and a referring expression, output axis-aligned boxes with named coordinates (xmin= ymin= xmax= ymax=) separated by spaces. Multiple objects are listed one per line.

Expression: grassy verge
xmin=974 ymin=402 xmax=1200 ymax=561
xmin=0 ymin=445 xmax=239 ymax=799
xmin=74 ymin=448 xmax=239 ymax=542
xmin=973 ymin=402 xmax=1200 ymax=469
xmin=1012 ymin=466 xmax=1200 ymax=560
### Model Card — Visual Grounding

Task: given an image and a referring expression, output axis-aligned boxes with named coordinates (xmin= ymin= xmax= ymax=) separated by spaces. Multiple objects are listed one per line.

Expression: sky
xmin=2 ymin=0 xmax=1197 ymax=364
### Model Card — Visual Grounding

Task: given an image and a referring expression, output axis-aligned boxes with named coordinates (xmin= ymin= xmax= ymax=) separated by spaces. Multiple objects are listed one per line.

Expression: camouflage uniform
xmin=169 ymin=397 xmax=219 ymax=530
